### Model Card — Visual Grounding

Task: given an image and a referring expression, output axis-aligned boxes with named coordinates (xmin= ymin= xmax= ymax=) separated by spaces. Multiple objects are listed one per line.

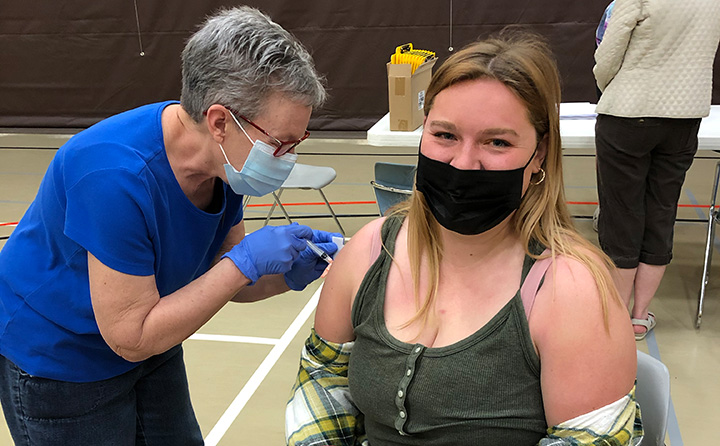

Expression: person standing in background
xmin=0 ymin=6 xmax=339 ymax=445
xmin=594 ymin=0 xmax=720 ymax=340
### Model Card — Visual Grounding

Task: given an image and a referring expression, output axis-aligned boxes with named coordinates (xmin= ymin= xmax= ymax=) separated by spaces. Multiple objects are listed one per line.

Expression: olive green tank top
xmin=349 ymin=215 xmax=547 ymax=445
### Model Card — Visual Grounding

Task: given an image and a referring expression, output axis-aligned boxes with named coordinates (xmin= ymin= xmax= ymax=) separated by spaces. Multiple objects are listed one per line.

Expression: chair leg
xmin=264 ymin=189 xmax=290 ymax=226
xmin=697 ymin=161 xmax=720 ymax=328
xmin=318 ymin=189 xmax=345 ymax=236
xmin=268 ymin=189 xmax=293 ymax=226
xmin=261 ymin=186 xmax=344 ymax=235
xmin=698 ymin=208 xmax=716 ymax=328
xmin=263 ymin=193 xmax=276 ymax=226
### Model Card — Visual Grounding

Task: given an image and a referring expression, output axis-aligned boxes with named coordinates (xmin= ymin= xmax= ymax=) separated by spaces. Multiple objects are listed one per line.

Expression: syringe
xmin=305 ymin=239 xmax=333 ymax=264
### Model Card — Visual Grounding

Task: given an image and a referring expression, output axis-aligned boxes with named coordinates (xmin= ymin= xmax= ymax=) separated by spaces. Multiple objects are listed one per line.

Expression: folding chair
xmin=697 ymin=160 xmax=720 ymax=328
xmin=244 ymin=163 xmax=345 ymax=236
xmin=370 ymin=162 xmax=416 ymax=216
xmin=636 ymin=350 xmax=671 ymax=446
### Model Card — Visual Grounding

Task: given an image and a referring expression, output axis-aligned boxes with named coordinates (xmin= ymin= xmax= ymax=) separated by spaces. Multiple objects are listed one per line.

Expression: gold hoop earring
xmin=530 ymin=168 xmax=545 ymax=186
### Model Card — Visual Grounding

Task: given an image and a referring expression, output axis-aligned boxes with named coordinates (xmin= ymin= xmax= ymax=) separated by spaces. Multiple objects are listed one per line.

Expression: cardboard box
xmin=387 ymin=58 xmax=436 ymax=131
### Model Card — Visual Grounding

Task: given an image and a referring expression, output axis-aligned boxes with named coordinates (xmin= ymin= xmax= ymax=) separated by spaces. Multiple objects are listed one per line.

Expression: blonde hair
xmin=392 ymin=31 xmax=620 ymax=329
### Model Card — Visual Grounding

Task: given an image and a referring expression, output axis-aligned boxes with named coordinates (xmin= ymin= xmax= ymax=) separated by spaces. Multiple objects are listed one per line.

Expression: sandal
xmin=631 ymin=312 xmax=656 ymax=341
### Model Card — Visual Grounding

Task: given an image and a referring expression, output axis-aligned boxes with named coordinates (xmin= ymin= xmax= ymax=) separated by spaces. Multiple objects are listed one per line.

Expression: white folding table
xmin=367 ymin=103 xmax=720 ymax=150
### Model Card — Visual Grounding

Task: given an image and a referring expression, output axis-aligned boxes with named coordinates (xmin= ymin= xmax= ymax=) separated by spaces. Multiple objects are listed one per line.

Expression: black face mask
xmin=415 ymin=148 xmax=536 ymax=235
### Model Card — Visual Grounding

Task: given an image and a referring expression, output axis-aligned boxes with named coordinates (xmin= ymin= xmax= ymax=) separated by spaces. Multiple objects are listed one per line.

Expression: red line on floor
xmin=246 ymin=200 xmax=376 ymax=208
xmin=1 ymin=201 xmax=710 ymax=228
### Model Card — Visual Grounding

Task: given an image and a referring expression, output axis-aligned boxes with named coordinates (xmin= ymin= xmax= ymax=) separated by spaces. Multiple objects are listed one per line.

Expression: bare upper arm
xmin=529 ymin=254 xmax=637 ymax=426
xmin=313 ymin=217 xmax=386 ymax=343
xmin=87 ymin=252 xmax=159 ymax=359
xmin=214 ymin=220 xmax=246 ymax=264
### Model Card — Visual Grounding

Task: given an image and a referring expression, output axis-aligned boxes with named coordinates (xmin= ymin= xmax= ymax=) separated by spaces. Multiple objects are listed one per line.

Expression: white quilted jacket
xmin=594 ymin=0 xmax=720 ymax=118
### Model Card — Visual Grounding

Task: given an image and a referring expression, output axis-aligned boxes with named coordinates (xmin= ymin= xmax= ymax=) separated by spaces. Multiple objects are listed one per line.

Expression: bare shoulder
xmin=334 ymin=216 xmax=387 ymax=276
xmin=345 ymin=216 xmax=387 ymax=256
xmin=531 ymin=249 xmax=633 ymax=345
xmin=540 ymin=250 xmax=608 ymax=310
xmin=529 ymin=248 xmax=637 ymax=426
xmin=313 ymin=217 xmax=387 ymax=343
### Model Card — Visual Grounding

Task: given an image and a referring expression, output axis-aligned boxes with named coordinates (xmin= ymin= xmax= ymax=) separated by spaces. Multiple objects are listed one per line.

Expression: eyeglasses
xmin=227 ymin=107 xmax=310 ymax=157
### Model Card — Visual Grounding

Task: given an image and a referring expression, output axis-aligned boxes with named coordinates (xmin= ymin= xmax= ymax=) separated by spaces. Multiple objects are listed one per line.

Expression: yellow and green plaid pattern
xmin=541 ymin=385 xmax=644 ymax=446
xmin=286 ymin=328 xmax=367 ymax=446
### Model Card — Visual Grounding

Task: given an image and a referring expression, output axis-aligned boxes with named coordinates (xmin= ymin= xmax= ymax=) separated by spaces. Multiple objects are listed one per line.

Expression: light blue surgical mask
xmin=219 ymin=113 xmax=297 ymax=197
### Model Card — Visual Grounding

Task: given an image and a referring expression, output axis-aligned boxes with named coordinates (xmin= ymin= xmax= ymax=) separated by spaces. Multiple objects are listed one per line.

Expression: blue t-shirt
xmin=0 ymin=101 xmax=244 ymax=382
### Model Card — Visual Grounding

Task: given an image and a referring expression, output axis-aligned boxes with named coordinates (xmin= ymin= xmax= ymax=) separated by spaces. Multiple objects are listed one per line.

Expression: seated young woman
xmin=286 ymin=31 xmax=641 ymax=446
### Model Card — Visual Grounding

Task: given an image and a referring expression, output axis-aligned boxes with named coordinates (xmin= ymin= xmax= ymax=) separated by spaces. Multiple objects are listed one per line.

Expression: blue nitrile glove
xmin=222 ymin=223 xmax=313 ymax=285
xmin=284 ymin=230 xmax=343 ymax=291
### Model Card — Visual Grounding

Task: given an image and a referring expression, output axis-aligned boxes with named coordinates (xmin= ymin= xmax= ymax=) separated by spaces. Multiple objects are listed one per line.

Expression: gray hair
xmin=180 ymin=6 xmax=326 ymax=122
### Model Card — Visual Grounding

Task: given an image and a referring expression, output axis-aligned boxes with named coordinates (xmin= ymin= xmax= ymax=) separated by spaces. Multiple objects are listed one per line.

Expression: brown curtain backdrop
xmin=1 ymin=0 xmax=718 ymax=130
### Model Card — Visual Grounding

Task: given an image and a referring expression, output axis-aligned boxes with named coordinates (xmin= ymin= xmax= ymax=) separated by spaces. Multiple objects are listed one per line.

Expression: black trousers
xmin=595 ymin=114 xmax=701 ymax=268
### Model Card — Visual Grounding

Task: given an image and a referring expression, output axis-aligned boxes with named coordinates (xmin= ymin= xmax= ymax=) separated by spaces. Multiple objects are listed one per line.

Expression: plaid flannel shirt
xmin=286 ymin=328 xmax=367 ymax=446
xmin=542 ymin=387 xmax=643 ymax=446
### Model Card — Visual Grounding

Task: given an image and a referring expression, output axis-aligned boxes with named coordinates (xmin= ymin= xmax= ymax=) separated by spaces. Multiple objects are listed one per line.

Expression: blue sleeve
xmin=64 ymin=168 xmax=156 ymax=276
xmin=233 ymin=194 xmax=245 ymax=226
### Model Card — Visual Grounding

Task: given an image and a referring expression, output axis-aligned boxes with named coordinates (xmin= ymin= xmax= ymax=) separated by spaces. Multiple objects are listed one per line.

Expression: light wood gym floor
xmin=1 ymin=130 xmax=718 ymax=445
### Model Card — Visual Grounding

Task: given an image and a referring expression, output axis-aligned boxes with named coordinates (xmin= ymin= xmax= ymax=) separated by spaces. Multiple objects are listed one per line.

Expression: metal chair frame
xmin=697 ymin=160 xmax=720 ymax=328
xmin=370 ymin=162 xmax=416 ymax=216
xmin=264 ymin=187 xmax=345 ymax=236
xmin=243 ymin=163 xmax=345 ymax=236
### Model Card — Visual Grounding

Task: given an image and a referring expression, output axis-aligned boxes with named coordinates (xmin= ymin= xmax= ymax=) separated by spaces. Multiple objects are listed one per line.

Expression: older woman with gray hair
xmin=0 ymin=6 xmax=336 ymax=445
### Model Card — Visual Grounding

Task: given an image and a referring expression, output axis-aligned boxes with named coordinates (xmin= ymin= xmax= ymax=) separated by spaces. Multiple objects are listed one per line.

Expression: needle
xmin=305 ymin=240 xmax=333 ymax=264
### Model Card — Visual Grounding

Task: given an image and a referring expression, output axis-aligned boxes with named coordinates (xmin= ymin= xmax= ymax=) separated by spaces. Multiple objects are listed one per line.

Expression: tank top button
xmin=399 ymin=410 xmax=406 ymax=418
xmin=397 ymin=390 xmax=404 ymax=398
